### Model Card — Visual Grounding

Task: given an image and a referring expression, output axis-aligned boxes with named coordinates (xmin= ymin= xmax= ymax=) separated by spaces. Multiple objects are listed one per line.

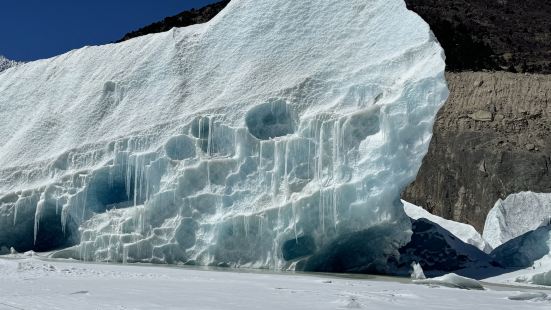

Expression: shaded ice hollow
xmin=0 ymin=0 xmax=447 ymax=269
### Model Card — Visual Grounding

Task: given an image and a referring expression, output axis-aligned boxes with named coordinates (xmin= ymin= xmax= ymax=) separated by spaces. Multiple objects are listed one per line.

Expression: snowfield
xmin=0 ymin=257 xmax=550 ymax=310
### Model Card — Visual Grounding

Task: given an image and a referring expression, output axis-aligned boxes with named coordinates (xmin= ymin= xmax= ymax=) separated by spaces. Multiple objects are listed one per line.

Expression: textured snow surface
xmin=1 ymin=257 xmax=550 ymax=310
xmin=0 ymin=55 xmax=19 ymax=72
xmin=0 ymin=0 xmax=447 ymax=268
xmin=483 ymin=192 xmax=551 ymax=249
xmin=403 ymin=200 xmax=491 ymax=252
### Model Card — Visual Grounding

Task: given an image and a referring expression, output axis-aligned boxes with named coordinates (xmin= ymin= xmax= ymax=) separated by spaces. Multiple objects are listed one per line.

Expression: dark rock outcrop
xmin=117 ymin=1 xmax=230 ymax=42
xmin=405 ymin=0 xmax=551 ymax=74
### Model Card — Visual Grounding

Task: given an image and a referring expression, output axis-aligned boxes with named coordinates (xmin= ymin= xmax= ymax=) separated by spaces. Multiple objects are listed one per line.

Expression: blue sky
xmin=0 ymin=0 xmax=219 ymax=61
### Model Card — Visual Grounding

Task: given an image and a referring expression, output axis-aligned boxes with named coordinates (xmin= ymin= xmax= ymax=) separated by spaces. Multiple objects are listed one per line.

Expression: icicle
xmin=207 ymin=161 xmax=211 ymax=192
xmin=61 ymin=205 xmax=68 ymax=233
xmin=134 ymin=156 xmax=139 ymax=207
xmin=81 ymin=176 xmax=88 ymax=221
xmin=317 ymin=122 xmax=324 ymax=183
xmin=125 ymin=154 xmax=132 ymax=200
xmin=293 ymin=201 xmax=298 ymax=242
xmin=332 ymin=120 xmax=342 ymax=181
xmin=258 ymin=141 xmax=263 ymax=168
xmin=333 ymin=187 xmax=338 ymax=231
xmin=33 ymin=200 xmax=45 ymax=245
xmin=272 ymin=141 xmax=280 ymax=206
xmin=283 ymin=140 xmax=290 ymax=202
xmin=207 ymin=116 xmax=214 ymax=157
xmin=307 ymin=138 xmax=311 ymax=180
xmin=13 ymin=199 xmax=19 ymax=226
xmin=145 ymin=165 xmax=150 ymax=202
xmin=320 ymin=189 xmax=325 ymax=233
xmin=139 ymin=158 xmax=145 ymax=203
xmin=258 ymin=215 xmax=263 ymax=238
xmin=242 ymin=216 xmax=248 ymax=237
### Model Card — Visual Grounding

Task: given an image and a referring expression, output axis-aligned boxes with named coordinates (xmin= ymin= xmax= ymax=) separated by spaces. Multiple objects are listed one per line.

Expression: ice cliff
xmin=0 ymin=0 xmax=447 ymax=269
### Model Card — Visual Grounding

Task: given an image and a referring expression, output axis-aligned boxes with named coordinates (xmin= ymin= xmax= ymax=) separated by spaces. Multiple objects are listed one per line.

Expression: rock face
xmin=403 ymin=72 xmax=551 ymax=232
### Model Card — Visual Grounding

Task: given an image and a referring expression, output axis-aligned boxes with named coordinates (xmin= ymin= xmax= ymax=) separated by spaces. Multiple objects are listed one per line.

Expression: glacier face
xmin=0 ymin=0 xmax=447 ymax=269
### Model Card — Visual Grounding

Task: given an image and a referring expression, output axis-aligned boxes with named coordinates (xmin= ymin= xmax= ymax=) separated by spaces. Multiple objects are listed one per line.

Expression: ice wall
xmin=0 ymin=0 xmax=447 ymax=269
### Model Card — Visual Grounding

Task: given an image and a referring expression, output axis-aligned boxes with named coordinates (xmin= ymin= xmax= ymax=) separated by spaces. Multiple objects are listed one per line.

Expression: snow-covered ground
xmin=0 ymin=256 xmax=550 ymax=310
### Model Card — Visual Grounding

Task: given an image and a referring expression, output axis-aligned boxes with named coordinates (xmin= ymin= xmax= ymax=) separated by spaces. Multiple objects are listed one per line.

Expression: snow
xmin=413 ymin=273 xmax=484 ymax=290
xmin=0 ymin=0 xmax=448 ymax=270
xmin=0 ymin=257 xmax=550 ymax=310
xmin=403 ymin=200 xmax=491 ymax=252
xmin=483 ymin=192 xmax=551 ymax=249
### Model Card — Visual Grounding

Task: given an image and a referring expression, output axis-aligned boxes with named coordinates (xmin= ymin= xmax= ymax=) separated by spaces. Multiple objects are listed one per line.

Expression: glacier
xmin=0 ymin=0 xmax=447 ymax=270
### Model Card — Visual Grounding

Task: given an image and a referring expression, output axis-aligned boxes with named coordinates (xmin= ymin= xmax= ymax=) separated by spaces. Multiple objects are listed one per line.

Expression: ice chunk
xmin=515 ymin=270 xmax=551 ymax=287
xmin=411 ymin=262 xmax=426 ymax=280
xmin=531 ymin=270 xmax=551 ymax=286
xmin=483 ymin=192 xmax=551 ymax=249
xmin=403 ymin=200 xmax=491 ymax=252
xmin=0 ymin=0 xmax=447 ymax=269
xmin=508 ymin=292 xmax=549 ymax=301
xmin=414 ymin=273 xmax=484 ymax=290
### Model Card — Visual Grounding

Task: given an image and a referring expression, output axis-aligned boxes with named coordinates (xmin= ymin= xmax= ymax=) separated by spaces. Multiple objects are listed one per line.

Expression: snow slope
xmin=403 ymin=200 xmax=491 ymax=252
xmin=0 ymin=0 xmax=447 ymax=270
xmin=483 ymin=192 xmax=551 ymax=249
xmin=0 ymin=257 xmax=550 ymax=310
